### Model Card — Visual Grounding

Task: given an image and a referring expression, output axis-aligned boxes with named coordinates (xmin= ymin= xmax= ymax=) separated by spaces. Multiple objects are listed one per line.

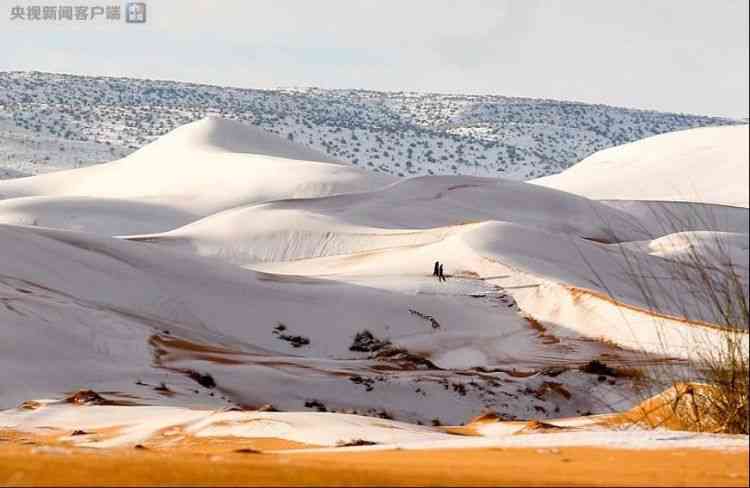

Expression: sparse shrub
xmin=272 ymin=322 xmax=310 ymax=348
xmin=372 ymin=346 xmax=439 ymax=370
xmin=185 ymin=370 xmax=216 ymax=388
xmin=350 ymin=330 xmax=390 ymax=352
xmin=587 ymin=203 xmax=749 ymax=434
xmin=336 ymin=439 xmax=377 ymax=447
xmin=304 ymin=399 xmax=327 ymax=412
xmin=580 ymin=359 xmax=616 ymax=377
xmin=65 ymin=389 xmax=106 ymax=405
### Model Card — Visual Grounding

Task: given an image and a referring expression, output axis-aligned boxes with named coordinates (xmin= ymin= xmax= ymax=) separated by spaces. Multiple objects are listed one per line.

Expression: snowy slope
xmin=534 ymin=125 xmax=750 ymax=207
xmin=129 ymin=175 xmax=646 ymax=266
xmin=2 ymin=216 xmax=737 ymax=422
xmin=2 ymin=402 xmax=747 ymax=451
xmin=0 ymin=223 xmax=638 ymax=422
xmin=0 ymin=117 xmax=394 ymax=234
xmin=252 ymin=220 xmax=747 ymax=357
xmin=0 ymin=116 xmax=746 ymax=432
xmin=618 ymin=231 xmax=749 ymax=270
xmin=135 ymin=116 xmax=343 ymax=163
xmin=0 ymin=196 xmax=197 ymax=235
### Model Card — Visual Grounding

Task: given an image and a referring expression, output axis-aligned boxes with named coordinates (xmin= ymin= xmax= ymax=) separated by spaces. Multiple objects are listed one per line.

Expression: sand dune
xmin=0 ymin=119 xmax=747 ymax=474
xmin=534 ymin=125 xmax=750 ymax=207
xmin=0 ymin=117 xmax=393 ymax=234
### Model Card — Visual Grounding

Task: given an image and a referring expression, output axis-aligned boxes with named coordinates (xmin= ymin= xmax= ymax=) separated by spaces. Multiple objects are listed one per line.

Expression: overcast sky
xmin=1 ymin=0 xmax=748 ymax=117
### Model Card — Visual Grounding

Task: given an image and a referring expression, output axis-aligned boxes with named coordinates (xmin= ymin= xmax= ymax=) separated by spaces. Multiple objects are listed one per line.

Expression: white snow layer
xmin=0 ymin=119 xmax=747 ymax=442
xmin=534 ymin=125 xmax=749 ymax=208
xmin=0 ymin=404 xmax=746 ymax=451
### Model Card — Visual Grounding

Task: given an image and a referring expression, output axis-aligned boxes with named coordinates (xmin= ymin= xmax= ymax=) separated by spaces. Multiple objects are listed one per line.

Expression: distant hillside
xmin=0 ymin=71 xmax=741 ymax=179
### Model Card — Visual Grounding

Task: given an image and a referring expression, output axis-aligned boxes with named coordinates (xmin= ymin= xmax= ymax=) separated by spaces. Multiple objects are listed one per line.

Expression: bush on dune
xmin=586 ymin=203 xmax=749 ymax=434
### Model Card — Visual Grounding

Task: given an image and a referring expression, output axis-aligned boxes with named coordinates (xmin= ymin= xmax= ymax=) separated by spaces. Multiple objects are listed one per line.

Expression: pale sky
xmin=1 ymin=0 xmax=748 ymax=118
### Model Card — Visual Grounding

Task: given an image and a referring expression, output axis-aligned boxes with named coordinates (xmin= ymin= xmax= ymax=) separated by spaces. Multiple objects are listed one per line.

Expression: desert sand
xmin=1 ymin=437 xmax=746 ymax=487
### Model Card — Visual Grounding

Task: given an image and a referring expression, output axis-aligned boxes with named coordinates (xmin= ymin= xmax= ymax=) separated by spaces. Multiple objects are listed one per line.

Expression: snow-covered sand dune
xmin=2 ymin=401 xmax=746 ymax=451
xmin=0 ymin=196 xmax=198 ymax=235
xmin=0 ymin=119 xmax=747 ymax=442
xmin=127 ymin=175 xmax=647 ymax=265
xmin=534 ymin=125 xmax=750 ymax=208
xmin=600 ymin=199 xmax=749 ymax=235
xmin=0 ymin=216 xmax=741 ymax=418
xmin=0 ymin=222 xmax=645 ymax=421
xmin=0 ymin=117 xmax=394 ymax=234
xmin=253 ymin=220 xmax=747 ymax=356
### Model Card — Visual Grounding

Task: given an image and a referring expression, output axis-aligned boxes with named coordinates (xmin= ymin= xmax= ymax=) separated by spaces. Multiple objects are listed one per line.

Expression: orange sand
xmin=0 ymin=438 xmax=746 ymax=487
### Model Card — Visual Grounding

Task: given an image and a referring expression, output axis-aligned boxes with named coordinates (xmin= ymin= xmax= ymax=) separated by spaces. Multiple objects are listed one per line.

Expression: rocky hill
xmin=0 ymin=71 xmax=740 ymax=179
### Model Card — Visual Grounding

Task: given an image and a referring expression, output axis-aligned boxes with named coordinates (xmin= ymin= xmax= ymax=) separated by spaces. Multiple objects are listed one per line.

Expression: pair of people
xmin=433 ymin=261 xmax=447 ymax=282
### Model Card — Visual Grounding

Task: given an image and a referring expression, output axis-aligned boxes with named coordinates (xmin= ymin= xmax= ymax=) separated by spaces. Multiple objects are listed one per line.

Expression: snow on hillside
xmin=129 ymin=175 xmax=645 ymax=265
xmin=0 ymin=222 xmax=638 ymax=422
xmin=0 ymin=117 xmax=394 ymax=234
xmin=0 ymin=116 xmax=746 ymax=434
xmin=0 ymin=71 xmax=741 ymax=181
xmin=534 ymin=125 xmax=750 ymax=207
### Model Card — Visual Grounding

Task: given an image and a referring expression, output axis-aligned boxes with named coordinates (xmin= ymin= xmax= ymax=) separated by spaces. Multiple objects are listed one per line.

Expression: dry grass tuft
xmin=585 ymin=202 xmax=749 ymax=434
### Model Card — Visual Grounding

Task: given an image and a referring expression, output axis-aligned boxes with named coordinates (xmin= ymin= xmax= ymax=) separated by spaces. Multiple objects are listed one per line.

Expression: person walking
xmin=433 ymin=261 xmax=440 ymax=278
xmin=439 ymin=263 xmax=446 ymax=282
